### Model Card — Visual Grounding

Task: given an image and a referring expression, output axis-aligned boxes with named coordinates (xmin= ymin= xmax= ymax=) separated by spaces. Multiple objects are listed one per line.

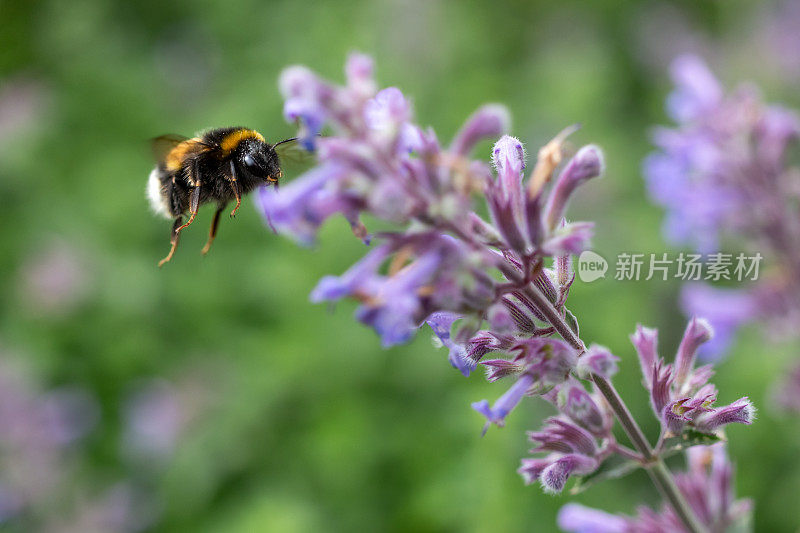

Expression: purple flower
xmin=630 ymin=319 xmax=751 ymax=436
xmin=512 ymin=338 xmax=578 ymax=388
xmin=266 ymin=56 xmax=605 ymax=377
xmin=486 ymin=135 xmax=528 ymax=253
xmin=472 ymin=373 xmax=534 ymax=433
xmin=426 ymin=311 xmax=475 ymax=376
xmin=312 ymin=233 xmax=496 ymax=347
xmin=256 ymin=163 xmax=351 ymax=245
xmin=576 ymin=344 xmax=619 ymax=380
xmin=666 ymin=54 xmax=723 ymax=123
xmin=647 ymin=54 xmax=800 ymax=366
xmin=268 ymin=57 xmax=756 ymax=526
xmin=694 ymin=397 xmax=755 ymax=433
xmin=279 ymin=65 xmax=329 ymax=149
xmin=472 ymin=338 xmax=578 ymax=432
xmin=558 ymin=503 xmax=629 ymax=533
xmin=480 ymin=357 xmax=525 ymax=382
xmin=663 ymin=395 xmax=715 ymax=435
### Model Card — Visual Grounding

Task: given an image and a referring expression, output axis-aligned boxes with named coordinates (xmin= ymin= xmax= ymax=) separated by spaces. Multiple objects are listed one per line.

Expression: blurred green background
xmin=2 ymin=0 xmax=800 ymax=531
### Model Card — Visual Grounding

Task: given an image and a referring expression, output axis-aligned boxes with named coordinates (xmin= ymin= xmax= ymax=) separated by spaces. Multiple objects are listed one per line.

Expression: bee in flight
xmin=147 ymin=127 xmax=303 ymax=266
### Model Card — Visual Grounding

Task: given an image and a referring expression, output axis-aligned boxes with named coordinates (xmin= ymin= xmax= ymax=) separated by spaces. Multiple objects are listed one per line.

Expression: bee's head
xmin=237 ymin=139 xmax=281 ymax=182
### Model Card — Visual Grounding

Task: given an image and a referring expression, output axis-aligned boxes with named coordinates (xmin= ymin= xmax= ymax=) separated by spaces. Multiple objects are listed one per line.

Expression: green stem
xmin=592 ymin=375 xmax=707 ymax=533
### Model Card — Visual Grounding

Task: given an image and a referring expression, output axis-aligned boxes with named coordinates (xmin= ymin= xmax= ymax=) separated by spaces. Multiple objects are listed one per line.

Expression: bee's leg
xmin=201 ymin=203 xmax=227 ymax=256
xmin=228 ymin=160 xmax=242 ymax=218
xmin=158 ymin=216 xmax=184 ymax=267
xmin=175 ymin=185 xmax=200 ymax=233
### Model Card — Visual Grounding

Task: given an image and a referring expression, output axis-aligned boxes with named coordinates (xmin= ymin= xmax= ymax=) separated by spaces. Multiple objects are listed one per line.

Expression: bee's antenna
xmin=273 ymin=137 xmax=298 ymax=148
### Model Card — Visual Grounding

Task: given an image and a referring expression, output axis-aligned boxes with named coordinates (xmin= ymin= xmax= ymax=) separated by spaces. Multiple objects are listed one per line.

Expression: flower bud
xmin=540 ymin=454 xmax=598 ymax=494
xmin=450 ymin=104 xmax=510 ymax=156
xmin=650 ymin=360 xmax=674 ymax=418
xmin=541 ymin=222 xmax=594 ymax=256
xmin=529 ymin=417 xmax=597 ymax=456
xmin=524 ymin=190 xmax=545 ymax=247
xmin=486 ymin=137 xmax=529 ymax=253
xmin=365 ymin=87 xmax=410 ymax=132
xmin=480 ymin=358 xmax=524 ymax=382
xmin=487 ymin=302 xmax=516 ymax=335
xmin=518 ymin=458 xmax=550 ymax=485
xmin=576 ymin=344 xmax=619 ymax=380
xmin=492 ymin=135 xmax=527 ymax=173
xmin=516 ymin=338 xmax=577 ymax=389
xmin=674 ymin=317 xmax=714 ymax=393
xmin=555 ymin=251 xmax=573 ymax=289
xmin=544 ymin=145 xmax=604 ymax=230
xmin=631 ymin=324 xmax=659 ymax=388
xmin=557 ymin=380 xmax=606 ymax=436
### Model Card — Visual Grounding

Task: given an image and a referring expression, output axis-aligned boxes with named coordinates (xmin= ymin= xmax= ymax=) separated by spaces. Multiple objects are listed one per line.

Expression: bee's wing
xmin=273 ymin=137 xmax=316 ymax=165
xmin=151 ymin=134 xmax=190 ymax=163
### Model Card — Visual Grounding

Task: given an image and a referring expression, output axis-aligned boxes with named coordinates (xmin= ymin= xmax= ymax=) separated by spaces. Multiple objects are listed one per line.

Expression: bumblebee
xmin=147 ymin=127 xmax=300 ymax=266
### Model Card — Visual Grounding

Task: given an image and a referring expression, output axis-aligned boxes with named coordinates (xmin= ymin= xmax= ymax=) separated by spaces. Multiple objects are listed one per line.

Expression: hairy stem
xmin=523 ymin=282 xmax=708 ymax=533
xmin=593 ymin=375 xmax=707 ymax=533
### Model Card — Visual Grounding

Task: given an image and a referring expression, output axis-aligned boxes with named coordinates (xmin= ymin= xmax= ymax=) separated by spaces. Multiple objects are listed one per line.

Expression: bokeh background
xmin=2 ymin=0 xmax=800 ymax=531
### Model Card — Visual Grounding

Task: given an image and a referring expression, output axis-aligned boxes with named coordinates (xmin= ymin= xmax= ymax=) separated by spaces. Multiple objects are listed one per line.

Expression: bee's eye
xmin=243 ymin=154 xmax=257 ymax=169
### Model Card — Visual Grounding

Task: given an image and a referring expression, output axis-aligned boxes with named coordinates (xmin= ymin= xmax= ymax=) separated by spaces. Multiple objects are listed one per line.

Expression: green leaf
xmin=564 ymin=308 xmax=579 ymax=336
xmin=569 ymin=453 xmax=640 ymax=495
xmin=570 ymin=430 xmax=723 ymax=495
xmin=660 ymin=429 xmax=723 ymax=459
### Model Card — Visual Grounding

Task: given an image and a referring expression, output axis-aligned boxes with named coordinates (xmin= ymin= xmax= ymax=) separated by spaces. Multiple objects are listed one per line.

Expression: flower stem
xmin=523 ymin=283 xmax=708 ymax=533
